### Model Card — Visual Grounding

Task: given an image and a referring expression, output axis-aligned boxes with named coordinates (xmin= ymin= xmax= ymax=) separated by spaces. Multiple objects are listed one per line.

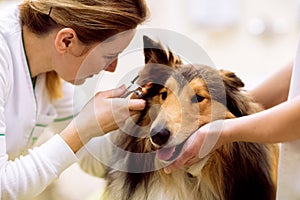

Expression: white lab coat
xmin=276 ymin=36 xmax=300 ymax=199
xmin=0 ymin=3 xmax=82 ymax=199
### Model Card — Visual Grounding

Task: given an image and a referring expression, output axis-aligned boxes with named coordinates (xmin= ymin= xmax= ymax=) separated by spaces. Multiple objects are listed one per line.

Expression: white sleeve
xmin=1 ymin=135 xmax=78 ymax=199
xmin=0 ymin=35 xmax=78 ymax=199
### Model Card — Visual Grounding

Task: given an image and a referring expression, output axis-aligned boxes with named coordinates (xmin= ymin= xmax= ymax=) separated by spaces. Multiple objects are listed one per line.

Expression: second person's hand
xmin=164 ymin=120 xmax=226 ymax=174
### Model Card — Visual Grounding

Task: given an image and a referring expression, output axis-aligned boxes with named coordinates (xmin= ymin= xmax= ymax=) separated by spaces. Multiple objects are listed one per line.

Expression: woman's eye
xmin=104 ymin=56 xmax=115 ymax=60
xmin=104 ymin=55 xmax=118 ymax=60
xmin=160 ymin=91 xmax=168 ymax=100
xmin=191 ymin=94 xmax=205 ymax=103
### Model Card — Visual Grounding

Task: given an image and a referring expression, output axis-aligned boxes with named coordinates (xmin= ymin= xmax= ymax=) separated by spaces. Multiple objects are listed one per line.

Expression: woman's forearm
xmin=0 ymin=135 xmax=77 ymax=199
xmin=225 ymin=95 xmax=300 ymax=144
xmin=249 ymin=62 xmax=293 ymax=109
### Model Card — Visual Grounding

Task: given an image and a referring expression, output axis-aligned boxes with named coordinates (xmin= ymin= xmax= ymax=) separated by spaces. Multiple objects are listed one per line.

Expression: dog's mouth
xmin=156 ymin=139 xmax=187 ymax=161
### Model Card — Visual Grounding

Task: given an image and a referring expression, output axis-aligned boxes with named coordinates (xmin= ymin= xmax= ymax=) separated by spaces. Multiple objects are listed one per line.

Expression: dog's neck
xmin=186 ymin=157 xmax=209 ymax=177
xmin=154 ymin=156 xmax=209 ymax=178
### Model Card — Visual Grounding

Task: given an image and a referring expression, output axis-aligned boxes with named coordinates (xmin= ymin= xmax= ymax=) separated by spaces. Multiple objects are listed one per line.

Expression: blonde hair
xmin=19 ymin=0 xmax=149 ymax=101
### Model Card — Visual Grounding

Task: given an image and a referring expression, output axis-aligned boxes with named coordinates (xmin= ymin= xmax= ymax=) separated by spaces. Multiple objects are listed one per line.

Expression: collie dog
xmin=91 ymin=36 xmax=278 ymax=200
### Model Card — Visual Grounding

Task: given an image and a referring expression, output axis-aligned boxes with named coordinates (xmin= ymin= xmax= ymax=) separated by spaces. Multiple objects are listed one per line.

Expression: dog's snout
xmin=150 ymin=128 xmax=171 ymax=146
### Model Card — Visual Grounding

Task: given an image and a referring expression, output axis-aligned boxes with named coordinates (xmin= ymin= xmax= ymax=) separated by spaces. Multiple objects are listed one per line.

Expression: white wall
xmin=142 ymin=0 xmax=300 ymax=89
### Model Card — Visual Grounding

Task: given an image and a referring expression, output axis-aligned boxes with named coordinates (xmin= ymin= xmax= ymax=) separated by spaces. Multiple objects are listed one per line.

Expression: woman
xmin=0 ymin=0 xmax=148 ymax=199
xmin=164 ymin=46 xmax=300 ymax=198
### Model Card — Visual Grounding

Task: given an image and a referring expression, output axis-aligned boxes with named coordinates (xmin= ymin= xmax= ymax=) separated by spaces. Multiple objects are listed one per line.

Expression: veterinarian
xmin=164 ymin=42 xmax=300 ymax=199
xmin=0 ymin=0 xmax=148 ymax=199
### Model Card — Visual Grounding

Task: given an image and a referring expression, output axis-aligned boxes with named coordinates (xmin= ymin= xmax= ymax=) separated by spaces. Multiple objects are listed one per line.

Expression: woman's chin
xmin=72 ymin=78 xmax=86 ymax=85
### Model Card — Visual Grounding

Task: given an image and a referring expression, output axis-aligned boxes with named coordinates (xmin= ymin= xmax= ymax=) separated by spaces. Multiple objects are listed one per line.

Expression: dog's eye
xmin=191 ymin=94 xmax=205 ymax=103
xmin=160 ymin=91 xmax=168 ymax=100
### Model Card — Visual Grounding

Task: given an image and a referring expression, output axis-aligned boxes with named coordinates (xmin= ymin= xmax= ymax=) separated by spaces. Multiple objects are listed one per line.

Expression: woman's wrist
xmin=59 ymin=121 xmax=84 ymax=153
xmin=222 ymin=116 xmax=257 ymax=144
xmin=220 ymin=118 xmax=239 ymax=145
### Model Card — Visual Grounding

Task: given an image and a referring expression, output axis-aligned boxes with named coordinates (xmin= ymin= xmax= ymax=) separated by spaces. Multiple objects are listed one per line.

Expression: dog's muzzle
xmin=150 ymin=128 xmax=171 ymax=146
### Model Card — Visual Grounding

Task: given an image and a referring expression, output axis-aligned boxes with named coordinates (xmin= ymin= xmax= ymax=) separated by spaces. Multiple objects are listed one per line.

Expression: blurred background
xmin=145 ymin=0 xmax=300 ymax=89
xmin=1 ymin=0 xmax=300 ymax=199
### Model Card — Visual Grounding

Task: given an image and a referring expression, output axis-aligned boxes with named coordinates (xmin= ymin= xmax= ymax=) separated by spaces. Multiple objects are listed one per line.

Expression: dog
xmin=92 ymin=36 xmax=278 ymax=200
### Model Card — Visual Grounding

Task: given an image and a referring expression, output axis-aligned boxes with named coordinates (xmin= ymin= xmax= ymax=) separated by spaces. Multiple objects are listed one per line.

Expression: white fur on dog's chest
xmin=104 ymin=166 xmax=215 ymax=200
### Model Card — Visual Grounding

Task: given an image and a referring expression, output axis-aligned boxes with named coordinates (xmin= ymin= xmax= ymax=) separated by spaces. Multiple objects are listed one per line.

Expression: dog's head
xmin=132 ymin=36 xmax=261 ymax=162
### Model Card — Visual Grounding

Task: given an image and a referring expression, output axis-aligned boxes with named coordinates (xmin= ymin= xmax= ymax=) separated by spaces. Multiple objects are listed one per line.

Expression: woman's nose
xmin=104 ymin=59 xmax=118 ymax=72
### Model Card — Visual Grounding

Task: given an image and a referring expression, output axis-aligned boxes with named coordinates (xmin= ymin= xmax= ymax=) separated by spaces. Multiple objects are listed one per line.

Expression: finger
xmin=164 ymin=148 xmax=193 ymax=174
xmin=99 ymin=85 xmax=127 ymax=98
xmin=163 ymin=133 xmax=201 ymax=174
xmin=129 ymin=110 xmax=141 ymax=116
xmin=164 ymin=158 xmax=188 ymax=174
xmin=185 ymin=157 xmax=200 ymax=167
xmin=128 ymin=99 xmax=146 ymax=111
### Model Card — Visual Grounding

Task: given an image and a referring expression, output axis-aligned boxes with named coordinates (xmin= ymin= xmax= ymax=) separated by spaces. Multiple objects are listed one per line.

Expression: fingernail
xmin=141 ymin=99 xmax=146 ymax=104
xmin=118 ymin=84 xmax=126 ymax=90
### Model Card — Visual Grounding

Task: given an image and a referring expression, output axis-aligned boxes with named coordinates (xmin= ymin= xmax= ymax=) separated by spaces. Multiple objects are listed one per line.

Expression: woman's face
xmin=55 ymin=29 xmax=136 ymax=85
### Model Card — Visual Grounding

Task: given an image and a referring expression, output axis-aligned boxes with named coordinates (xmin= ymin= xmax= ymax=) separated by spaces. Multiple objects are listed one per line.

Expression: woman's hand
xmin=60 ymin=85 xmax=146 ymax=152
xmin=164 ymin=120 xmax=226 ymax=174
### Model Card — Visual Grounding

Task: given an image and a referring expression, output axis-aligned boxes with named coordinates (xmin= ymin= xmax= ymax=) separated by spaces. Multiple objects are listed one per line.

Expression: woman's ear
xmin=54 ymin=28 xmax=86 ymax=56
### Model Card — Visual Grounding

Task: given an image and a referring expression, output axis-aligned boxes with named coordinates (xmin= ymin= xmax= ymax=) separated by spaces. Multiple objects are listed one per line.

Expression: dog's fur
xmin=96 ymin=36 xmax=278 ymax=200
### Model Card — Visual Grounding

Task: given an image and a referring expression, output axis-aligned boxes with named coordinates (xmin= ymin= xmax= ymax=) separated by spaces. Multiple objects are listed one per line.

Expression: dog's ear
xmin=143 ymin=35 xmax=182 ymax=66
xmin=143 ymin=35 xmax=169 ymax=64
xmin=219 ymin=69 xmax=248 ymax=117
xmin=219 ymin=69 xmax=263 ymax=117
xmin=219 ymin=69 xmax=244 ymax=90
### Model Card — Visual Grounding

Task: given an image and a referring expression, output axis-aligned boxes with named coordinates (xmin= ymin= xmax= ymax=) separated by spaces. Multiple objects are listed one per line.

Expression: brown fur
xmin=99 ymin=36 xmax=278 ymax=200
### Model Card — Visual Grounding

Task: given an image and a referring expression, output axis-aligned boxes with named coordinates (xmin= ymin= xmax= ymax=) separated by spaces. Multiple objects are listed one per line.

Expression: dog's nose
xmin=150 ymin=128 xmax=171 ymax=146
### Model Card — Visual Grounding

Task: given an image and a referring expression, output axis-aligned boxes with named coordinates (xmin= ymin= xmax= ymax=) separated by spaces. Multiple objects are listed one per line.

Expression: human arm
xmin=249 ymin=62 xmax=293 ymax=109
xmin=0 ymin=33 xmax=145 ymax=198
xmin=164 ymin=95 xmax=300 ymax=174
xmin=0 ymin=85 xmax=144 ymax=199
xmin=163 ymin=62 xmax=294 ymax=173
xmin=0 ymin=135 xmax=78 ymax=199
xmin=59 ymin=86 xmax=146 ymax=152
xmin=223 ymin=95 xmax=300 ymax=144
xmin=0 ymin=37 xmax=78 ymax=199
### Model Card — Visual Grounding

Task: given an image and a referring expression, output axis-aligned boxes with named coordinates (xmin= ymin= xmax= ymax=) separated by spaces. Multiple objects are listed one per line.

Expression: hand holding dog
xmin=60 ymin=85 xmax=146 ymax=152
xmin=164 ymin=120 xmax=226 ymax=174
